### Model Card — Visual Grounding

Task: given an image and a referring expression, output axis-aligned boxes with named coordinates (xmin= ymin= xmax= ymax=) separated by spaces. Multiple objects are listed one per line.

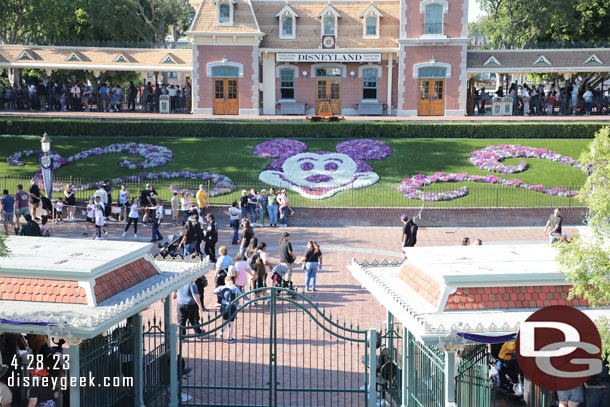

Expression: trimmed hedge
xmin=0 ymin=118 xmax=606 ymax=139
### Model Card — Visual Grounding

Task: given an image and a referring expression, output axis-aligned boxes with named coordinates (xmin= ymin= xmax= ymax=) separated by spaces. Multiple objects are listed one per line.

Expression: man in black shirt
xmin=279 ymin=232 xmax=295 ymax=282
xmin=203 ymin=213 xmax=218 ymax=262
xmin=29 ymin=179 xmax=41 ymax=220
xmin=128 ymin=81 xmax=138 ymax=111
xmin=180 ymin=213 xmax=203 ymax=258
xmin=140 ymin=184 xmax=157 ymax=224
xmin=400 ymin=214 xmax=418 ymax=260
xmin=544 ymin=208 xmax=563 ymax=245
xmin=103 ymin=179 xmax=113 ymax=218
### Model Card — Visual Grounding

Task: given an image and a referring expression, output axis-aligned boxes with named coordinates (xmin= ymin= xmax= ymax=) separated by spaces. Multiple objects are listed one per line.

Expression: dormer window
xmin=277 ymin=4 xmax=298 ymax=39
xmin=216 ymin=0 xmax=235 ymax=25
xmin=323 ymin=16 xmax=335 ymax=35
xmin=318 ymin=4 xmax=340 ymax=38
xmin=360 ymin=4 xmax=382 ymax=39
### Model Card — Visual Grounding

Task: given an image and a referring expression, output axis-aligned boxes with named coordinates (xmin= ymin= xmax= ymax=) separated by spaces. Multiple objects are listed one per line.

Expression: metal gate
xmin=177 ymin=286 xmax=375 ymax=407
xmin=405 ymin=330 xmax=446 ymax=407
xmin=143 ymin=314 xmax=170 ymax=407
xmin=455 ymin=345 xmax=492 ymax=407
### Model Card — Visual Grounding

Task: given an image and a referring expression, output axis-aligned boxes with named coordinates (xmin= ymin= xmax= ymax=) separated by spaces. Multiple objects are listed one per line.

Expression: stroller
xmin=271 ymin=264 xmax=297 ymax=297
xmin=157 ymin=233 xmax=184 ymax=259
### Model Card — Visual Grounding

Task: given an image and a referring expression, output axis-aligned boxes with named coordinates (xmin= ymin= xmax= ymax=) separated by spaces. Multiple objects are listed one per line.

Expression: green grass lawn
xmin=0 ymin=135 xmax=591 ymax=207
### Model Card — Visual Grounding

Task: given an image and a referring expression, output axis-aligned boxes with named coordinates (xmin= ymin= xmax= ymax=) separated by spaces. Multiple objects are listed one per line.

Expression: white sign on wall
xmin=276 ymin=53 xmax=382 ymax=63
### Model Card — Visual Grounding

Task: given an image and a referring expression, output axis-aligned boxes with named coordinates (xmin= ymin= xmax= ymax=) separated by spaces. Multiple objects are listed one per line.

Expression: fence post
xmin=132 ymin=312 xmax=145 ymax=407
xmin=68 ymin=341 xmax=81 ymax=407
xmin=568 ymin=183 xmax=571 ymax=207
xmin=401 ymin=327 xmax=409 ymax=407
xmin=367 ymin=328 xmax=377 ymax=407
xmin=444 ymin=349 xmax=456 ymax=406
xmin=168 ymin=324 xmax=179 ymax=407
xmin=495 ymin=182 xmax=500 ymax=208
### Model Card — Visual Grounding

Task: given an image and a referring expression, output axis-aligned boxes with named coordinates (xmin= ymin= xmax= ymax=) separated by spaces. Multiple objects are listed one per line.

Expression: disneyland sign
xmin=276 ymin=53 xmax=382 ymax=63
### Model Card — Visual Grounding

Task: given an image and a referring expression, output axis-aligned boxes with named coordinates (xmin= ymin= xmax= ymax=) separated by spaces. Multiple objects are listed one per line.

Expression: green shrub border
xmin=0 ymin=118 xmax=606 ymax=138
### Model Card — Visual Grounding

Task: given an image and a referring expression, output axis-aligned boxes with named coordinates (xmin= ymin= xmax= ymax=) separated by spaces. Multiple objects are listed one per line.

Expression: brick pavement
xmin=36 ymin=221 xmax=570 ymax=406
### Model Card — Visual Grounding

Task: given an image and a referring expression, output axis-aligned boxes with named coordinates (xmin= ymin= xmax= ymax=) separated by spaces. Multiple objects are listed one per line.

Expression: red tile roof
xmin=444 ymin=285 xmax=587 ymax=311
xmin=0 ymin=277 xmax=87 ymax=304
xmin=397 ymin=264 xmax=441 ymax=307
xmin=93 ymin=258 xmax=158 ymax=304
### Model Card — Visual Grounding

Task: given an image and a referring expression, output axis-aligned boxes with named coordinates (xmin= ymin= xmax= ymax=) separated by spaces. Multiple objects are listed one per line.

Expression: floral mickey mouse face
xmin=253 ymin=139 xmax=392 ymax=199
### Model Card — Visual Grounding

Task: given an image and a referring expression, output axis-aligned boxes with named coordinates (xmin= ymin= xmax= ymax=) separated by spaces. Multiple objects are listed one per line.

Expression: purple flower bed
xmin=469 ymin=144 xmax=582 ymax=174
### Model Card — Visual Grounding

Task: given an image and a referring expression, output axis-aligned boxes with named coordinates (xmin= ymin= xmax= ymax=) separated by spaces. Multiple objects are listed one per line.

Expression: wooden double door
xmin=213 ymin=78 xmax=239 ymax=115
xmin=418 ymin=79 xmax=445 ymax=116
xmin=316 ymin=78 xmax=341 ymax=115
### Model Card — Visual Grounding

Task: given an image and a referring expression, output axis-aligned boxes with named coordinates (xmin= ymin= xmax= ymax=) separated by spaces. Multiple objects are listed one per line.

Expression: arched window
xmin=424 ymin=4 xmax=443 ymax=34
xmin=362 ymin=68 xmax=378 ymax=99
xmin=211 ymin=66 xmax=240 ymax=78
xmin=323 ymin=16 xmax=335 ymax=35
xmin=219 ymin=3 xmax=231 ymax=23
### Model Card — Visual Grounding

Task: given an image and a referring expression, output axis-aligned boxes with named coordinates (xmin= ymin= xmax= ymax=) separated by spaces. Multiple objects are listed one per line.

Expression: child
xmin=212 ymin=270 xmax=242 ymax=343
xmin=83 ymin=197 xmax=95 ymax=237
xmin=93 ymin=204 xmax=108 ymax=240
xmin=41 ymin=215 xmax=52 ymax=237
xmin=233 ymin=254 xmax=252 ymax=293
xmin=55 ymin=198 xmax=64 ymax=224
xmin=171 ymin=191 xmax=180 ymax=226
xmin=59 ymin=92 xmax=66 ymax=111
xmin=278 ymin=189 xmax=294 ymax=217
xmin=123 ymin=197 xmax=140 ymax=238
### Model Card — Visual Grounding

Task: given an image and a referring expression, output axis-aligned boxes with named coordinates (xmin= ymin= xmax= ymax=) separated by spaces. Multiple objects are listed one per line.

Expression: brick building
xmin=186 ymin=0 xmax=469 ymax=116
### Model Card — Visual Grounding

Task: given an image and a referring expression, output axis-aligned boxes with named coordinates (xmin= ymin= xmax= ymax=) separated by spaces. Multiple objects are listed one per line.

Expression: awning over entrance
xmin=0 ymin=44 xmax=193 ymax=73
xmin=467 ymin=49 xmax=610 ymax=73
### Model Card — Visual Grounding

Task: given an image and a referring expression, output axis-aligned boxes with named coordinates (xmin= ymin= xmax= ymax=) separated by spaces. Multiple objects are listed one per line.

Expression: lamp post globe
xmin=41 ymin=132 xmax=51 ymax=155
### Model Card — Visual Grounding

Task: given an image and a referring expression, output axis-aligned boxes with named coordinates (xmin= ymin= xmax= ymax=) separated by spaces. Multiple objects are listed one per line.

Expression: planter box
xmin=358 ymin=103 xmax=383 ymax=116
xmin=280 ymin=102 xmax=306 ymax=115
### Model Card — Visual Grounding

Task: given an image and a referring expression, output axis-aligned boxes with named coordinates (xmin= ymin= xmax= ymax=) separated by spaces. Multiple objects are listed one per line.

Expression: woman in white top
xmin=83 ymin=197 xmax=95 ymax=236
xmin=93 ymin=204 xmax=107 ymax=240
xmin=118 ymin=185 xmax=130 ymax=223
xmin=63 ymin=184 xmax=76 ymax=221
xmin=228 ymin=200 xmax=241 ymax=245
xmin=180 ymin=192 xmax=192 ymax=225
xmin=122 ymin=197 xmax=140 ymax=238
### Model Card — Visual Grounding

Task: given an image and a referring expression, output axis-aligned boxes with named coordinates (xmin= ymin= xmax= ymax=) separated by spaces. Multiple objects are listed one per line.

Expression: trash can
xmin=502 ymin=96 xmax=513 ymax=116
xmin=492 ymin=97 xmax=503 ymax=116
xmin=159 ymin=95 xmax=170 ymax=114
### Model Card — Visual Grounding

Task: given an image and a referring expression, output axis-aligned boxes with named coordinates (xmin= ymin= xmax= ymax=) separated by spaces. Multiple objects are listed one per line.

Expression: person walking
xmin=93 ymin=204 xmax=108 ymax=240
xmin=179 ymin=213 xmax=203 ymax=258
xmin=83 ymin=197 xmax=95 ymax=237
xmin=228 ymin=201 xmax=241 ymax=245
xmin=63 ymin=184 xmax=76 ymax=221
xmin=203 ymin=213 xmax=218 ymax=262
xmin=175 ymin=281 xmax=205 ymax=335
xmin=151 ymin=199 xmax=164 ymax=242
xmin=213 ymin=270 xmax=242 ymax=343
xmin=279 ymin=232 xmax=295 ymax=284
xmin=180 ymin=191 xmax=192 ymax=225
xmin=123 ymin=197 xmax=140 ymax=238
xmin=400 ymin=214 xmax=418 ymax=260
xmin=117 ymin=185 xmax=130 ymax=223
xmin=239 ymin=219 xmax=254 ymax=258
xmin=1 ymin=190 xmax=16 ymax=235
xmin=29 ymin=179 xmax=41 ymax=220
xmin=297 ymin=240 xmax=323 ymax=292
xmin=128 ymin=81 xmax=137 ymax=111
xmin=583 ymin=86 xmax=593 ymax=116
xmin=213 ymin=246 xmax=233 ymax=305
xmin=544 ymin=208 xmax=562 ymax=245
xmin=171 ymin=192 xmax=180 ymax=226
xmin=196 ymin=184 xmax=208 ymax=213
xmin=247 ymin=188 xmax=258 ymax=226
xmin=15 ymin=184 xmax=30 ymax=230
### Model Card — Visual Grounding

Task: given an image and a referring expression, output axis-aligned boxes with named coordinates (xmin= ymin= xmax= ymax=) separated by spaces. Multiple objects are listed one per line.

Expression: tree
xmin=130 ymin=0 xmax=195 ymax=45
xmin=557 ymin=126 xmax=610 ymax=364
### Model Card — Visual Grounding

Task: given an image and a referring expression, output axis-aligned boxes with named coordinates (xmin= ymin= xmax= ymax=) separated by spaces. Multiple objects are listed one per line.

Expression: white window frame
xmin=361 ymin=68 xmax=379 ymax=101
xmin=360 ymin=4 xmax=382 ymax=40
xmin=277 ymin=5 xmax=298 ymax=40
xmin=318 ymin=5 xmax=340 ymax=39
xmin=216 ymin=0 xmax=235 ymax=26
xmin=310 ymin=63 xmax=346 ymax=78
xmin=420 ymin=0 xmax=448 ymax=38
xmin=412 ymin=61 xmax=451 ymax=79
xmin=279 ymin=68 xmax=296 ymax=102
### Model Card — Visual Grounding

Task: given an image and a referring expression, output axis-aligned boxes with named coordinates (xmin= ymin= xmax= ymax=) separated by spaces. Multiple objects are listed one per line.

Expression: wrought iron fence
xmin=79 ymin=321 xmax=135 ymax=407
xmin=406 ymin=331 xmax=446 ymax=407
xmin=0 ymin=175 xmax=584 ymax=209
xmin=143 ymin=314 xmax=170 ymax=407
xmin=455 ymin=345 xmax=492 ymax=407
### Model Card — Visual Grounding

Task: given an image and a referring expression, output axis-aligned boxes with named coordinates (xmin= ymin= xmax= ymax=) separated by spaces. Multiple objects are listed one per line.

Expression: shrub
xmin=0 ymin=118 xmax=603 ymax=139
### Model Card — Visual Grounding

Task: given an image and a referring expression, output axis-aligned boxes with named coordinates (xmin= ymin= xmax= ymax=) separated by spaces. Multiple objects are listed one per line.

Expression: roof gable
xmin=360 ymin=3 xmax=382 ymax=17
xmin=65 ymin=52 xmax=82 ymax=62
xmin=17 ymin=50 xmax=35 ymax=61
xmin=483 ymin=55 xmax=501 ymax=66
xmin=160 ymin=53 xmax=177 ymax=64
xmin=276 ymin=4 xmax=298 ymax=17
xmin=533 ymin=54 xmax=551 ymax=65
xmin=318 ymin=4 xmax=340 ymax=18
xmin=113 ymin=53 xmax=129 ymax=63
xmin=584 ymin=54 xmax=602 ymax=65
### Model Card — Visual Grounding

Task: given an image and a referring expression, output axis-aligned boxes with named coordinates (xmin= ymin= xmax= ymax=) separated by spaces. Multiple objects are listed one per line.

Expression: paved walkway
xmin=2 ymin=109 xmax=610 ymax=122
xmin=44 ymin=221 xmax=570 ymax=406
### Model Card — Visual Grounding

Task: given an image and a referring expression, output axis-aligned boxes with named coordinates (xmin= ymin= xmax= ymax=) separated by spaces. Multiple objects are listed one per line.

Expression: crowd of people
xmin=474 ymin=82 xmax=604 ymax=116
xmin=1 ymin=79 xmax=191 ymax=114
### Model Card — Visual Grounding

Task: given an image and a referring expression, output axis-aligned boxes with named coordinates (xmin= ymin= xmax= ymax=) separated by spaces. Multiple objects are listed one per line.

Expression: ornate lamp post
xmin=40 ymin=132 xmax=54 ymax=199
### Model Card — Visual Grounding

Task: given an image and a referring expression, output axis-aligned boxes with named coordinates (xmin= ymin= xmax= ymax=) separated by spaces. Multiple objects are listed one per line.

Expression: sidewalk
xmin=2 ymin=109 xmax=610 ymax=122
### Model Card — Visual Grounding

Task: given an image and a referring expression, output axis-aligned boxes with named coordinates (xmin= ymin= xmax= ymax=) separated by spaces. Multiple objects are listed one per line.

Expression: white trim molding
xmin=361 ymin=4 xmax=382 ymax=40
xmin=413 ymin=61 xmax=452 ymax=78
xmin=319 ymin=4 xmax=340 ymax=39
xmin=310 ymin=63 xmax=346 ymax=78
xmin=277 ymin=5 xmax=298 ymax=40
xmin=206 ymin=60 xmax=244 ymax=78
xmin=275 ymin=64 xmax=299 ymax=78
xmin=357 ymin=64 xmax=382 ymax=78
xmin=420 ymin=0 xmax=448 ymax=14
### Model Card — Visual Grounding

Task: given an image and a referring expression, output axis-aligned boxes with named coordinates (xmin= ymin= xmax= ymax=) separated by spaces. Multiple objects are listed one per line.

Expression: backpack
xmin=221 ymin=287 xmax=238 ymax=304
xmin=248 ymin=252 xmax=261 ymax=271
